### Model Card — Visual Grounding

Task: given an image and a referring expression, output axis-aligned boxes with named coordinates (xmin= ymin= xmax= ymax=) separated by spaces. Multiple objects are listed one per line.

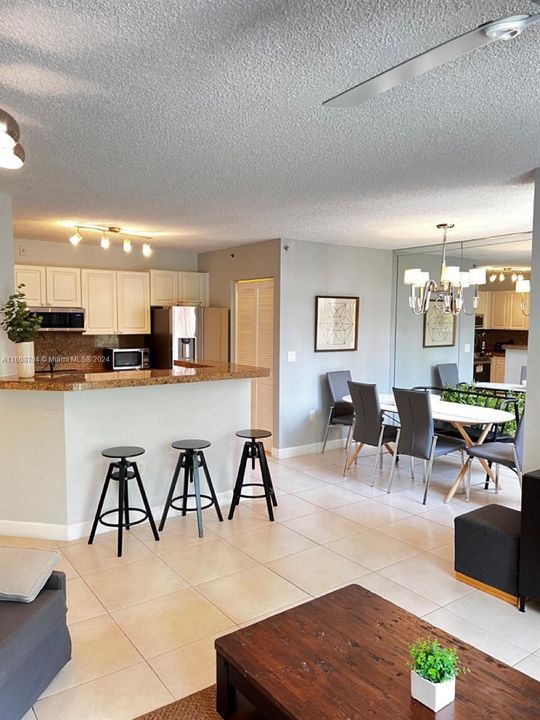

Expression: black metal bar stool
xmin=228 ymin=429 xmax=277 ymax=521
xmin=88 ymin=446 xmax=160 ymax=558
xmin=159 ymin=439 xmax=223 ymax=538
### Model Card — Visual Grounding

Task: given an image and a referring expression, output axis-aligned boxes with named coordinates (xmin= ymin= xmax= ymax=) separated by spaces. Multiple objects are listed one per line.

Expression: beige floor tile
xmin=266 ymin=546 xmax=369 ymax=595
xmin=272 ymin=471 xmax=327 ymax=493
xmin=301 ymin=465 xmax=350 ymax=483
xmin=133 ymin=516 xmax=217 ymax=553
xmin=424 ymin=608 xmax=530 ymax=666
xmin=197 ymin=565 xmax=309 ymax=624
xmin=150 ymin=632 xmax=226 ymax=699
xmin=66 ymin=577 xmax=107 ymax=625
xmin=0 ymin=535 xmax=58 ymax=549
xmin=83 ymin=556 xmax=188 ymax=611
xmin=295 ymin=485 xmax=363 ymax=509
xmin=334 ymin=478 xmax=387 ymax=498
xmin=225 ymin=524 xmax=316 ymax=563
xmin=40 ymin=614 xmax=142 ymax=697
xmin=444 ymin=591 xmax=540 ymax=653
xmin=161 ymin=539 xmax=256 ymax=585
xmin=357 ymin=573 xmax=439 ymax=617
xmin=283 ymin=510 xmax=364 ymax=544
xmin=56 ymin=553 xmax=79 ymax=579
xmin=112 ymin=587 xmax=234 ymax=659
xmin=238 ymin=598 xmax=311 ymax=628
xmin=373 ymin=490 xmax=440 ymax=515
xmin=332 ymin=499 xmax=411 ymax=528
xmin=421 ymin=503 xmax=472 ymax=529
xmin=379 ymin=554 xmax=474 ymax=605
xmin=203 ymin=506 xmax=272 ymax=537
xmin=249 ymin=493 xmax=320 ymax=521
xmin=62 ymin=532 xmax=154 ymax=575
xmin=34 ymin=662 xmax=173 ymax=720
xmin=514 ymin=654 xmax=540 ymax=682
xmin=326 ymin=529 xmax=421 ymax=571
xmin=430 ymin=542 xmax=454 ymax=562
xmin=377 ymin=516 xmax=453 ymax=550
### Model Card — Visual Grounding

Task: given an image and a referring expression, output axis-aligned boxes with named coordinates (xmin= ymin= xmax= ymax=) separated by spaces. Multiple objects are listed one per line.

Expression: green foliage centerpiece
xmin=0 ymin=285 xmax=42 ymax=378
xmin=409 ymin=638 xmax=468 ymax=712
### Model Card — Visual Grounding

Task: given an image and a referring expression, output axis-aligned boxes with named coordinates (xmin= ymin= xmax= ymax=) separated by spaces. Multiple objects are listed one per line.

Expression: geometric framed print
xmin=315 ymin=296 xmax=359 ymax=352
xmin=423 ymin=300 xmax=456 ymax=348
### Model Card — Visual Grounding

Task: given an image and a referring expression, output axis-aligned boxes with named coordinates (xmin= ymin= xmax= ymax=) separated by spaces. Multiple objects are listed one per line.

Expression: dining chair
xmin=520 ymin=365 xmax=527 ymax=384
xmin=343 ymin=382 xmax=399 ymax=483
xmin=464 ymin=414 xmax=525 ymax=500
xmin=388 ymin=388 xmax=467 ymax=504
xmin=321 ymin=371 xmax=354 ymax=453
xmin=435 ymin=363 xmax=460 ymax=388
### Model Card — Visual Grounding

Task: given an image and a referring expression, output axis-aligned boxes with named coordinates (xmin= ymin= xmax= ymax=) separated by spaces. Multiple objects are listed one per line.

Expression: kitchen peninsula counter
xmin=0 ymin=360 xmax=269 ymax=391
xmin=0 ymin=360 xmax=268 ymax=540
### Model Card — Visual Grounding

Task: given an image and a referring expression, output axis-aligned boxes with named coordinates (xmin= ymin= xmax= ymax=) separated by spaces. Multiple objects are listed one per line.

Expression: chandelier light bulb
xmin=142 ymin=242 xmax=152 ymax=257
xmin=68 ymin=228 xmax=82 ymax=246
xmin=100 ymin=232 xmax=110 ymax=249
xmin=123 ymin=238 xmax=132 ymax=253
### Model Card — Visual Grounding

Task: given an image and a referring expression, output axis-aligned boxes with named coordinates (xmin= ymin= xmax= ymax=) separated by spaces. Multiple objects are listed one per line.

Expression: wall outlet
xmin=18 ymin=244 xmax=27 ymax=258
xmin=464 ymin=343 xmax=471 ymax=353
xmin=287 ymin=351 xmax=296 ymax=362
xmin=309 ymin=410 xmax=317 ymax=422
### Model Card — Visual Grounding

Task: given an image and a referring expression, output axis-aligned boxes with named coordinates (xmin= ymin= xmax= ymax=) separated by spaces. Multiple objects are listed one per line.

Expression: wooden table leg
xmin=383 ymin=443 xmax=395 ymax=456
xmin=346 ymin=443 xmax=364 ymax=470
xmin=444 ymin=422 xmax=498 ymax=504
xmin=216 ymin=653 xmax=236 ymax=719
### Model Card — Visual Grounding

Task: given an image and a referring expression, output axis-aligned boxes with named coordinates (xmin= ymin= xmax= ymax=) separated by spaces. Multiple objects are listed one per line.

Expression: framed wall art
xmin=315 ymin=296 xmax=359 ymax=352
xmin=423 ymin=301 xmax=456 ymax=348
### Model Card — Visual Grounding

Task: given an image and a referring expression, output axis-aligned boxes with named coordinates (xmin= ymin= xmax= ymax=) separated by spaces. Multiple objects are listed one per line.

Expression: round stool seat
xmin=102 ymin=446 xmax=145 ymax=459
xmin=236 ymin=429 xmax=272 ymax=440
xmin=172 ymin=439 xmax=211 ymax=451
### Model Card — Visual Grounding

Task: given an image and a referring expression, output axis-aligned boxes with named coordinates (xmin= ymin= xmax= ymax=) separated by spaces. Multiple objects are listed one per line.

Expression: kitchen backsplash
xmin=476 ymin=329 xmax=528 ymax=352
xmin=34 ymin=333 xmax=147 ymax=372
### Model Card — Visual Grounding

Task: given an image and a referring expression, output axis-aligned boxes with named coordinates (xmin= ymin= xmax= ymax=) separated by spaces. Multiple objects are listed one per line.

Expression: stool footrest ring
xmin=98 ymin=507 xmax=149 ymax=529
xmin=169 ymin=493 xmax=215 ymax=513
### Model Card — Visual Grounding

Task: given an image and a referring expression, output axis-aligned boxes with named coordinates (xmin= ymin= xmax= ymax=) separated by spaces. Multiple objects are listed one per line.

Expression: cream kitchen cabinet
xmin=485 ymin=291 xmax=529 ymax=330
xmin=45 ymin=266 xmax=81 ymax=307
xmin=490 ymin=356 xmax=506 ymax=383
xmin=508 ymin=291 xmax=529 ymax=330
xmin=81 ymin=269 xmax=118 ymax=335
xmin=179 ymin=272 xmax=208 ymax=305
xmin=489 ymin=292 xmax=508 ymax=329
xmin=14 ymin=265 xmax=46 ymax=306
xmin=475 ymin=291 xmax=491 ymax=326
xmin=117 ymin=271 xmax=150 ymax=334
xmin=150 ymin=270 xmax=177 ymax=306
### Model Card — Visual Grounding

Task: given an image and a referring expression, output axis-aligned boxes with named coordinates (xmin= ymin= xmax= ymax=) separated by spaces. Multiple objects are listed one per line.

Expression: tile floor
xmin=5 ymin=446 xmax=537 ymax=720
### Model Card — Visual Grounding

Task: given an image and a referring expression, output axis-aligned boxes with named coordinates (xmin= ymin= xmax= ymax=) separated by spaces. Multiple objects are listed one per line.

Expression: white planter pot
xmin=411 ymin=670 xmax=455 ymax=712
xmin=15 ymin=341 xmax=35 ymax=379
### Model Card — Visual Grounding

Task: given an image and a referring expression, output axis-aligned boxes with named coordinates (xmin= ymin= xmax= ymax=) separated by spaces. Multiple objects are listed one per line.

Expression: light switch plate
xmin=464 ymin=344 xmax=471 ymax=353
xmin=287 ymin=351 xmax=296 ymax=362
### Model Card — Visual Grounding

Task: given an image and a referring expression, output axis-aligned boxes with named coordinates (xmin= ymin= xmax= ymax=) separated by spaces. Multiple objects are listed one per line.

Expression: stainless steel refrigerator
xmin=150 ymin=305 xmax=229 ymax=368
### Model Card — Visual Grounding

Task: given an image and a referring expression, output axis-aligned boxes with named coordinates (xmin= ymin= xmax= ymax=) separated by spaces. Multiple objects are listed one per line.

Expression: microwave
xmin=30 ymin=307 xmax=85 ymax=332
xmin=103 ymin=347 xmax=150 ymax=371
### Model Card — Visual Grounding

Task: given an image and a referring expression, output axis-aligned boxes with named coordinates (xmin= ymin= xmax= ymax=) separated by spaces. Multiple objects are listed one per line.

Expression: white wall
xmin=524 ymin=168 xmax=540 ymax=472
xmin=0 ymin=194 xmax=15 ymax=377
xmin=278 ymin=239 xmax=393 ymax=451
xmin=15 ymin=237 xmax=198 ymax=271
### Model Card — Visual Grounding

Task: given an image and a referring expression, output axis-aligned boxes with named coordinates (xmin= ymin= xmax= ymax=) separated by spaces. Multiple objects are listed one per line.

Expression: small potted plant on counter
xmin=0 ymin=285 xmax=42 ymax=379
xmin=409 ymin=637 xmax=468 ymax=712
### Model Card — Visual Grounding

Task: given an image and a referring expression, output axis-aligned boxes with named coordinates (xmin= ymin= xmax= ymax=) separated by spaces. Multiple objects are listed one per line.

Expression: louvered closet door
xmin=235 ymin=279 xmax=274 ymax=450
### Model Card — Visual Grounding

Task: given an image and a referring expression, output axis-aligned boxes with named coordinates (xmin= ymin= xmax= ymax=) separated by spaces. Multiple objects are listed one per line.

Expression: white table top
xmin=343 ymin=393 xmax=515 ymax=426
xmin=475 ymin=382 xmax=526 ymax=393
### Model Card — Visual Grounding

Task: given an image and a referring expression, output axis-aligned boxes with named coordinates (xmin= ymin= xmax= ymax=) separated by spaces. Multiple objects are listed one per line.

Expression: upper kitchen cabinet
xmin=14 ymin=265 xmax=46 ymax=306
xmin=179 ymin=271 xmax=209 ymax=305
xmin=508 ymin=290 xmax=529 ymax=330
xmin=45 ymin=266 xmax=81 ymax=307
xmin=475 ymin=291 xmax=491 ymax=326
xmin=150 ymin=270 xmax=177 ymax=306
xmin=486 ymin=291 xmax=529 ymax=331
xmin=117 ymin=271 xmax=150 ymax=334
xmin=81 ymin=269 xmax=117 ymax=335
xmin=489 ymin=292 xmax=508 ymax=329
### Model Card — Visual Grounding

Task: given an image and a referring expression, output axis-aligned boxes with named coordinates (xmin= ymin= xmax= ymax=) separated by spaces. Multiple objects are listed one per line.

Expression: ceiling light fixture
xmin=68 ymin=227 xmax=82 ymax=246
xmin=123 ymin=238 xmax=132 ymax=253
xmin=142 ymin=242 xmax=152 ymax=257
xmin=0 ymin=110 xmax=25 ymax=169
xmin=100 ymin=232 xmax=110 ymax=249
xmin=490 ymin=274 xmax=497 ymax=283
xmin=403 ymin=223 xmax=486 ymax=315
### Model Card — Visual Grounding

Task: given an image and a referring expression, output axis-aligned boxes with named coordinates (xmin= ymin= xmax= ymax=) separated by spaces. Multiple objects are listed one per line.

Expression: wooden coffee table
xmin=215 ymin=584 xmax=540 ymax=719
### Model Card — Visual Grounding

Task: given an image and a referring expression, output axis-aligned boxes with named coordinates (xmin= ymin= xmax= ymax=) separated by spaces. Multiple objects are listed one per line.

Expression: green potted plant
xmin=409 ymin=637 xmax=468 ymax=712
xmin=0 ymin=285 xmax=42 ymax=378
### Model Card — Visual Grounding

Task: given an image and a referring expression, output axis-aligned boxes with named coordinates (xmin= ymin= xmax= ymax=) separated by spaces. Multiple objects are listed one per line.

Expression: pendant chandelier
xmin=404 ymin=223 xmax=487 ymax=315
xmin=0 ymin=109 xmax=25 ymax=170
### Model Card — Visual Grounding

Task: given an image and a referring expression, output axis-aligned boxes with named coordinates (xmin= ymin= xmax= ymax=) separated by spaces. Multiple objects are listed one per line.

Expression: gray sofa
xmin=0 ymin=571 xmax=71 ymax=719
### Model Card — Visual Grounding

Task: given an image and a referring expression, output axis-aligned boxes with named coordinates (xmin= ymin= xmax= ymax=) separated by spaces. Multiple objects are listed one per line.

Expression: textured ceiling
xmin=0 ymin=0 xmax=539 ymax=251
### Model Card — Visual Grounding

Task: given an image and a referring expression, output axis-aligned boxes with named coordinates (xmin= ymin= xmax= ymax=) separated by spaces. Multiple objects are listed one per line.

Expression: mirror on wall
xmin=393 ymin=233 xmax=532 ymax=389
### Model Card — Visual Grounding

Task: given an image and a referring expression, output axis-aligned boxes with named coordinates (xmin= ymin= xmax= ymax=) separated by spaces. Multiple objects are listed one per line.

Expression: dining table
xmin=342 ymin=392 xmax=516 ymax=503
xmin=475 ymin=381 xmax=526 ymax=394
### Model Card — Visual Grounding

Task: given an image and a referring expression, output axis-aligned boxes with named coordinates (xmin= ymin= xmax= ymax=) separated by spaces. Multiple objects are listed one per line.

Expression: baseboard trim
xmin=271 ymin=437 xmax=346 ymax=459
xmin=455 ymin=572 xmax=518 ymax=607
xmin=0 ymin=490 xmax=235 ymax=542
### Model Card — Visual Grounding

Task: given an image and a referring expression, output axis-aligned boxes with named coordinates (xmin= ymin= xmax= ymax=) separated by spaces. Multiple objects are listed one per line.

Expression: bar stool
xmin=89 ymin=446 xmax=159 ymax=558
xmin=228 ymin=430 xmax=277 ymax=521
xmin=159 ymin=439 xmax=223 ymax=538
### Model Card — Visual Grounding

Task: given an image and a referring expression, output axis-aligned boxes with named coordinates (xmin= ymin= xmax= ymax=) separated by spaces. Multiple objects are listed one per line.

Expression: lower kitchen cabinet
xmin=490 ymin=356 xmax=506 ymax=383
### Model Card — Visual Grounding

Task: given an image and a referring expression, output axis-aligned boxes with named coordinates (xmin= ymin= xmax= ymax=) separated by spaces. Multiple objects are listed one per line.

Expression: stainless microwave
xmin=30 ymin=307 xmax=85 ymax=332
xmin=103 ymin=347 xmax=150 ymax=371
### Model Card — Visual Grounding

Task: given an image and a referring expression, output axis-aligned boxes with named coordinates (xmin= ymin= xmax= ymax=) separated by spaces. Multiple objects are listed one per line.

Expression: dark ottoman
xmin=0 ymin=571 xmax=71 ymax=720
xmin=455 ymin=505 xmax=521 ymax=602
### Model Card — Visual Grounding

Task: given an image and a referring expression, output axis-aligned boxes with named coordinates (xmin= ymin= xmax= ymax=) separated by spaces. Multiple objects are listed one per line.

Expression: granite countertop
xmin=503 ymin=345 xmax=528 ymax=351
xmin=0 ymin=360 xmax=269 ymax=392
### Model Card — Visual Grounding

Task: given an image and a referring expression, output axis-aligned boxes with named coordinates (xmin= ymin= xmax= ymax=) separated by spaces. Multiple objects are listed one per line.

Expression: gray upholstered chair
xmin=321 ymin=371 xmax=354 ymax=453
xmin=520 ymin=365 xmax=527 ymax=384
xmin=388 ymin=388 xmax=466 ymax=504
xmin=464 ymin=414 xmax=524 ymax=499
xmin=435 ymin=363 xmax=460 ymax=388
xmin=344 ymin=381 xmax=398 ymax=483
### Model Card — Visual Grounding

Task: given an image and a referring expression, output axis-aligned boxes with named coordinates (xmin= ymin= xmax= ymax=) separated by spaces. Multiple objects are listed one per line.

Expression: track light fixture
xmin=66 ymin=223 xmax=153 ymax=256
